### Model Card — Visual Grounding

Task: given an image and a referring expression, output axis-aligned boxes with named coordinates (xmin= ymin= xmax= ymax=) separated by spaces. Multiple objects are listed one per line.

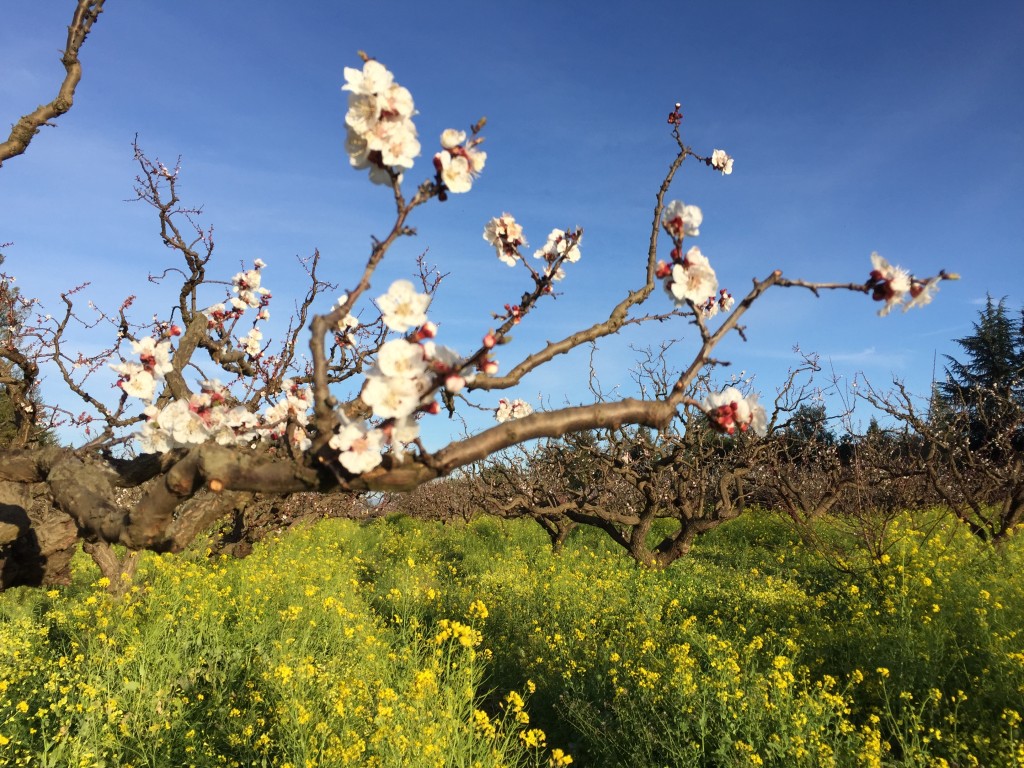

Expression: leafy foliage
xmin=939 ymin=295 xmax=1024 ymax=449
xmin=2 ymin=513 xmax=1022 ymax=766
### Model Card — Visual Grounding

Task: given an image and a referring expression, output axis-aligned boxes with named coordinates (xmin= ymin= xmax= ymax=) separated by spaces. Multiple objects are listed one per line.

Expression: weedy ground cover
xmin=1 ymin=510 xmax=1022 ymax=767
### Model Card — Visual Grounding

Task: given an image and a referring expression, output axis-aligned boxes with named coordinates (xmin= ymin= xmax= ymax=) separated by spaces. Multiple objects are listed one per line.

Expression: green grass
xmin=1 ymin=510 xmax=1022 ymax=766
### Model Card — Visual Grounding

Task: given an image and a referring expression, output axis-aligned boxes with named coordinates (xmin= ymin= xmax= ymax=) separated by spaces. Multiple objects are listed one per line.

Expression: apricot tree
xmin=0 ymin=5 xmax=957 ymax=587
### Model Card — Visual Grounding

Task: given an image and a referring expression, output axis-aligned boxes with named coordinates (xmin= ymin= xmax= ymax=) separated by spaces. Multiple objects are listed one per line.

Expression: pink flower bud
xmin=483 ymin=332 xmax=497 ymax=349
xmin=169 ymin=324 xmax=182 ymax=336
xmin=414 ymin=321 xmax=437 ymax=341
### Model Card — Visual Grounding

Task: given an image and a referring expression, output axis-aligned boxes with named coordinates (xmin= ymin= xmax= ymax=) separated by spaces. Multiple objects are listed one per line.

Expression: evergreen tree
xmin=939 ymin=295 xmax=1024 ymax=449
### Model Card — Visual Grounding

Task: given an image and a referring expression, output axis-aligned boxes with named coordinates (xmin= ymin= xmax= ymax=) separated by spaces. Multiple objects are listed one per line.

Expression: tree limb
xmin=0 ymin=0 xmax=106 ymax=168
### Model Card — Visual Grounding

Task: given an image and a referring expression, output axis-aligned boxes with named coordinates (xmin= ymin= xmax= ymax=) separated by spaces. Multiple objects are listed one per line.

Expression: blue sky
xmin=2 ymin=1 xmax=1023 ymax=447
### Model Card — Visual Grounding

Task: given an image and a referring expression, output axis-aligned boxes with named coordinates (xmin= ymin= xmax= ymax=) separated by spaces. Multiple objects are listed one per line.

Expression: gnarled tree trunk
xmin=0 ymin=479 xmax=78 ymax=588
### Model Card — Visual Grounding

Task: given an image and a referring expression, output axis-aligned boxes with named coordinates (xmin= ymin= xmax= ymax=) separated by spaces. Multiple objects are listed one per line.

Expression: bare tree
xmin=473 ymin=357 xmax=766 ymax=568
xmin=864 ymin=380 xmax=1024 ymax=542
xmin=383 ymin=472 xmax=484 ymax=525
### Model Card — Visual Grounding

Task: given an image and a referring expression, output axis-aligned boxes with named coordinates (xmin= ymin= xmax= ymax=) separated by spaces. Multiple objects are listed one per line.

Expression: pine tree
xmin=939 ymin=295 xmax=1024 ymax=449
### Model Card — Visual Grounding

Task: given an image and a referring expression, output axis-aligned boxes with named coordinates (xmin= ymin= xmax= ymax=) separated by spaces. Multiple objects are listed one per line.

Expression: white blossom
xmin=663 ymin=200 xmax=702 ymax=239
xmin=436 ymin=150 xmax=474 ymax=193
xmin=495 ymin=398 xmax=533 ymax=423
xmin=232 ymin=267 xmax=270 ymax=309
xmin=160 ymin=399 xmax=211 ymax=445
xmin=711 ymin=149 xmax=734 ymax=175
xmin=375 ymin=279 xmax=431 ymax=333
xmin=483 ymin=213 xmax=526 ymax=267
xmin=342 ymin=59 xmax=395 ymax=97
xmin=330 ymin=421 xmax=385 ymax=474
xmin=666 ymin=248 xmax=718 ymax=307
xmin=131 ymin=337 xmax=173 ymax=378
xmin=116 ymin=365 xmax=157 ymax=400
xmin=534 ymin=228 xmax=582 ymax=265
xmin=242 ymin=327 xmax=263 ymax=356
xmin=389 ymin=415 xmax=421 ymax=445
xmin=111 ymin=336 xmax=174 ymax=401
xmin=703 ymin=387 xmax=767 ymax=437
xmin=289 ymin=427 xmax=312 ymax=453
xmin=334 ymin=294 xmax=360 ymax=336
xmin=905 ymin=278 xmax=940 ymax=311
xmin=440 ymin=128 xmax=466 ymax=149
xmin=377 ymin=338 xmax=428 ymax=379
xmin=376 ymin=121 xmax=421 ymax=169
xmin=138 ymin=415 xmax=172 ymax=453
xmin=423 ymin=341 xmax=462 ymax=372
xmin=719 ymin=289 xmax=735 ymax=312
xmin=342 ymin=59 xmax=419 ymax=181
xmin=869 ymin=252 xmax=912 ymax=316
xmin=361 ymin=374 xmax=421 ymax=419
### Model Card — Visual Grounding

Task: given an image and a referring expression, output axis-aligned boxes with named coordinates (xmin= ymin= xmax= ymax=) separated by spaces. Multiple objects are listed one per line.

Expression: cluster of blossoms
xmin=111 ymin=337 xmax=173 ymax=401
xmin=204 ymin=301 xmax=243 ymax=330
xmin=140 ymin=380 xmax=250 ymax=452
xmin=867 ymin=252 xmax=939 ymax=316
xmin=495 ymin=398 xmax=533 ymax=423
xmin=343 ymin=59 xmax=419 ymax=185
xmin=330 ymin=280 xmax=466 ymax=474
xmin=241 ymin=327 xmax=263 ymax=357
xmin=136 ymin=378 xmax=313 ymax=454
xmin=123 ymin=278 xmax=475 ymax=474
xmin=483 ymin=214 xmax=584 ymax=285
xmin=434 ymin=128 xmax=486 ymax=195
xmin=231 ymin=260 xmax=271 ymax=310
xmin=710 ymin=149 xmax=734 ymax=175
xmin=203 ymin=260 xmax=273 ymax=357
xmin=261 ymin=378 xmax=316 ymax=450
xmin=656 ymin=200 xmax=729 ymax=317
xmin=533 ymin=227 xmax=583 ymax=282
xmin=695 ymin=289 xmax=736 ymax=319
xmin=702 ymin=386 xmax=767 ymax=437
xmin=483 ymin=213 xmax=527 ymax=267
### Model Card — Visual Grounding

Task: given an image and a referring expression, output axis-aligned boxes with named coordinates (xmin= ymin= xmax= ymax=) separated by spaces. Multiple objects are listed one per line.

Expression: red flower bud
xmin=413 ymin=321 xmax=437 ymax=341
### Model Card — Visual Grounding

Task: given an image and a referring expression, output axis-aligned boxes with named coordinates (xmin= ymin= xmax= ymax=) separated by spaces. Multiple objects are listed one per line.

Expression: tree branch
xmin=0 ymin=0 xmax=105 ymax=167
